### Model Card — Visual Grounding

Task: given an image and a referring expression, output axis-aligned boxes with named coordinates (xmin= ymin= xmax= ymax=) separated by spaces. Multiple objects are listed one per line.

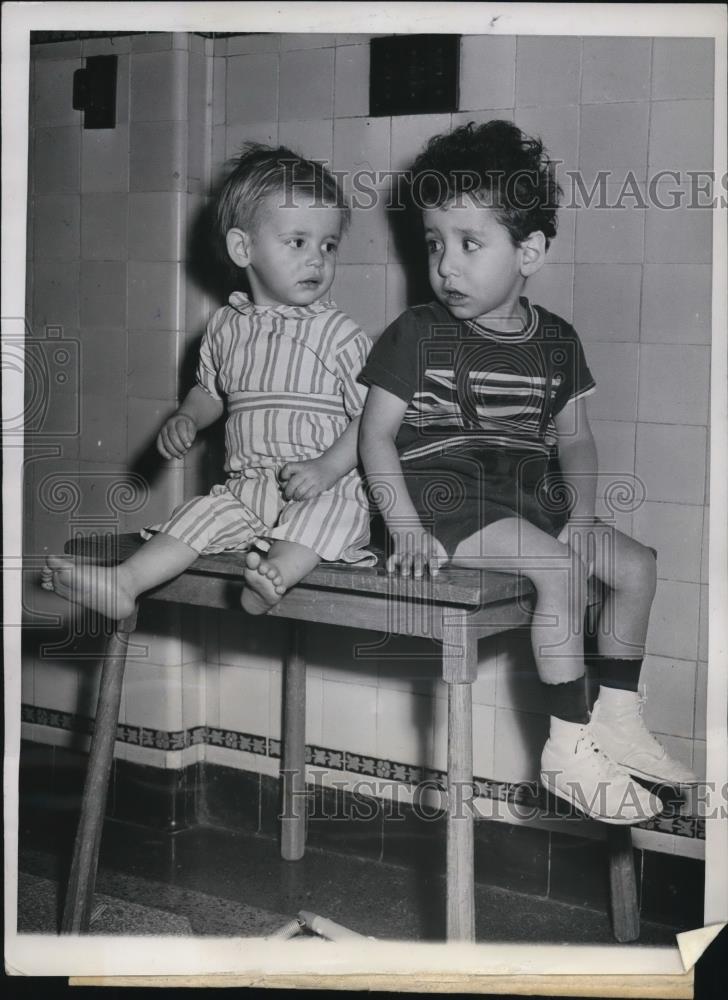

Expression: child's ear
xmin=225 ymin=228 xmax=253 ymax=269
xmin=519 ymin=231 xmax=547 ymax=277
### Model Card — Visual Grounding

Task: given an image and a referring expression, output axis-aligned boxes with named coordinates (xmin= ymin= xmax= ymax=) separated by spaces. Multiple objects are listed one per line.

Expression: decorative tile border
xmin=21 ymin=703 xmax=704 ymax=840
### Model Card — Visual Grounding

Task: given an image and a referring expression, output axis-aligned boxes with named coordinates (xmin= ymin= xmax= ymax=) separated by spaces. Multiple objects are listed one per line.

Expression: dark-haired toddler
xmin=360 ymin=121 xmax=697 ymax=824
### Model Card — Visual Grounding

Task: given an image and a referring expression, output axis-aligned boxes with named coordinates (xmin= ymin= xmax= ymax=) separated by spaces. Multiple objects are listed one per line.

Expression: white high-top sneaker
xmin=540 ymin=717 xmax=663 ymax=825
xmin=590 ymin=686 xmax=699 ymax=786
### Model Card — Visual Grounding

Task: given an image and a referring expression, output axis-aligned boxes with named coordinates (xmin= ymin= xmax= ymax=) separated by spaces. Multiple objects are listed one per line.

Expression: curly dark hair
xmin=409 ymin=120 xmax=562 ymax=248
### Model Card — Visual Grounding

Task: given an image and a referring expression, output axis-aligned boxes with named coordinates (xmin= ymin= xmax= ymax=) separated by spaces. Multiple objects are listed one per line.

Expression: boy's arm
xmin=177 ymin=385 xmax=225 ymax=429
xmin=359 ymin=386 xmax=445 ymax=576
xmin=157 ymin=385 xmax=224 ymax=460
xmin=553 ymin=397 xmax=598 ymax=566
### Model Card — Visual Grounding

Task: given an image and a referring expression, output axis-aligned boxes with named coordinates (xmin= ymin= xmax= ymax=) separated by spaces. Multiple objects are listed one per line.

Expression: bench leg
xmin=607 ymin=825 xmax=640 ymax=942
xmin=442 ymin=613 xmax=477 ymax=942
xmin=281 ymin=623 xmax=306 ymax=861
xmin=61 ymin=610 xmax=137 ymax=933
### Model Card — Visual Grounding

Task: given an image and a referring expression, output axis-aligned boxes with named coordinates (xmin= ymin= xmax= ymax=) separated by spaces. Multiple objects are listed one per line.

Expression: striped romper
xmin=144 ymin=292 xmax=374 ymax=565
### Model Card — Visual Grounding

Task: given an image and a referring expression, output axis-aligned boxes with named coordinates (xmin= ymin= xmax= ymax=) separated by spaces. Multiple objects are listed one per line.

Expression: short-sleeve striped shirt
xmin=199 ymin=292 xmax=371 ymax=474
xmin=360 ymin=298 xmax=595 ymax=465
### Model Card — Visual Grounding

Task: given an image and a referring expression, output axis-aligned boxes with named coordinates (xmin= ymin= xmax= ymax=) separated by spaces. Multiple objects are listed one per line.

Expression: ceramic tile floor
xmin=18 ymin=818 xmax=678 ymax=944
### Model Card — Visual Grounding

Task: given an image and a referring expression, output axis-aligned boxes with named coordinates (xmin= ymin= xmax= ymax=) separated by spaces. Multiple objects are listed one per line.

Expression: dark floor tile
xmin=18 ymin=740 xmax=55 ymax=808
xmin=259 ymin=771 xmax=283 ymax=838
xmin=382 ymin=801 xmax=445 ymax=875
xmin=305 ymin=782 xmax=384 ymax=861
xmin=640 ymin=850 xmax=705 ymax=931
xmin=475 ymin=819 xmax=549 ymax=895
xmin=198 ymin=762 xmax=260 ymax=833
xmin=111 ymin=760 xmax=189 ymax=831
xmin=549 ymin=830 xmax=617 ymax=910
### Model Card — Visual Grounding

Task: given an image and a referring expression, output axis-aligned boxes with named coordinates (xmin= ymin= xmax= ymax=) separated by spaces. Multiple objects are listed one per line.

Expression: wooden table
xmin=58 ymin=533 xmax=639 ymax=942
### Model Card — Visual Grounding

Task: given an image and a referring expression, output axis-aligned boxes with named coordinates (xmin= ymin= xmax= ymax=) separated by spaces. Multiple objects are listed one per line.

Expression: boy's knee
xmin=529 ymin=539 xmax=589 ymax=592
xmin=619 ymin=540 xmax=657 ymax=596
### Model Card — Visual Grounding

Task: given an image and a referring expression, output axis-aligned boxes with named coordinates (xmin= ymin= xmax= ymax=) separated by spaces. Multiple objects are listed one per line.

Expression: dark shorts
xmin=402 ymin=449 xmax=570 ymax=557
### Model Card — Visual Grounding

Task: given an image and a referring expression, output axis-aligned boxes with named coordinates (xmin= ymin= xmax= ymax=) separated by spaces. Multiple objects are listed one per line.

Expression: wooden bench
xmin=58 ymin=533 xmax=640 ymax=942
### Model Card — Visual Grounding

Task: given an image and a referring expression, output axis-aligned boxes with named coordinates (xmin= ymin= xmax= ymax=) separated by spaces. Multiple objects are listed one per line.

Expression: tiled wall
xmin=24 ymin=34 xmax=713 ymax=843
xmin=206 ymin=32 xmax=713 ymax=789
xmin=23 ymin=33 xmax=214 ymax=766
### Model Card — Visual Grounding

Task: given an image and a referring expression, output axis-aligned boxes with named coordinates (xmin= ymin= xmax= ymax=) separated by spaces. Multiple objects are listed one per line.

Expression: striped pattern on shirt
xmin=198 ymin=293 xmax=371 ymax=474
xmin=360 ymin=299 xmax=596 ymax=465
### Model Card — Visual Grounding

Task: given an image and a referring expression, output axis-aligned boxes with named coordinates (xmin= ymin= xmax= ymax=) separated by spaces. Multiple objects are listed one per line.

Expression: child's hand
xmin=279 ymin=457 xmax=337 ymax=501
xmin=387 ymin=529 xmax=447 ymax=578
xmin=157 ymin=413 xmax=198 ymax=459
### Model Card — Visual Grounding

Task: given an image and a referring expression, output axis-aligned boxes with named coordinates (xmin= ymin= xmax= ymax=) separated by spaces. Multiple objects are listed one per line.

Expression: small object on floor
xmin=271 ymin=910 xmax=370 ymax=941
xmin=590 ymin=687 xmax=700 ymax=786
xmin=90 ymin=902 xmax=108 ymax=925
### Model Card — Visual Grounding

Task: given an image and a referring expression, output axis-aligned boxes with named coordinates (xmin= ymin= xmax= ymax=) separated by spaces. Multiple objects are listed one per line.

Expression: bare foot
xmin=241 ymin=551 xmax=287 ymax=615
xmin=42 ymin=555 xmax=137 ymax=620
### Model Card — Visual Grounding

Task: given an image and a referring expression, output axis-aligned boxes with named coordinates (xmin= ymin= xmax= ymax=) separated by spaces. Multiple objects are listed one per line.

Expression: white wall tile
xmin=644 ymin=202 xmax=712 ymax=264
xmin=376 ymin=687 xmax=434 ymax=765
xmin=493 ymin=706 xmax=548 ymax=782
xmin=652 ymin=39 xmax=715 ymax=100
xmin=575 ymin=195 xmax=645 ymax=263
xmin=80 ymin=261 xmax=127 ymax=327
xmin=34 ymin=58 xmax=82 ymax=127
xmin=33 ymin=654 xmax=78 ymax=713
xmin=226 ymin=54 xmax=279 ymax=124
xmin=635 ymin=423 xmax=706 ymax=505
xmin=127 ymin=260 xmax=182 ymax=330
xmin=34 ymin=195 xmax=80 ymax=261
xmin=130 ymin=50 xmax=188 ymax=122
xmin=641 ymin=264 xmax=712 ymax=344
xmin=648 ymin=101 xmax=714 ymax=175
xmin=579 ymin=102 xmax=650 ymax=183
xmin=281 ymin=34 xmax=337 ymax=51
xmin=646 ymin=580 xmax=700 ymax=661
xmin=218 ymin=662 xmax=270 ymax=734
xmin=82 ymin=124 xmax=130 ymax=193
xmin=584 ymin=342 xmax=639 ymax=422
xmin=581 ymin=38 xmax=651 ymax=103
xmin=334 ymin=44 xmax=370 ymax=118
xmin=590 ymin=419 xmax=635 ymax=499
xmin=338 ymin=195 xmax=389 ymax=265
xmin=524 ymin=263 xmax=573 ymax=322
xmin=227 ymin=34 xmax=281 ymax=55
xmin=516 ymin=37 xmax=581 ymax=108
xmin=632 ymin=501 xmax=703 ymax=583
xmin=459 ymin=35 xmax=516 ymax=111
xmin=81 ymin=193 xmax=128 ymax=260
xmin=225 ymin=121 xmax=279 ymax=160
xmin=331 ymin=263 xmax=386 ymax=338
xmin=278 ymin=119 xmax=334 ymax=164
xmin=640 ymin=654 xmax=696 ymax=738
xmin=333 ymin=117 xmax=390 ymax=196
xmin=322 ymin=677 xmax=378 ymax=755
xmin=128 ymin=192 xmax=184 ymax=261
xmin=279 ymin=47 xmax=334 ymax=122
xmin=694 ymin=659 xmax=708 ymax=741
xmin=698 ymin=584 xmax=709 ymax=662
xmin=390 ymin=113 xmax=452 ymax=174
xmin=34 ymin=126 xmax=80 ymax=194
xmin=638 ymin=345 xmax=710 ymax=425
xmin=123 ymin=660 xmax=183 ymax=731
xmin=573 ymin=265 xmax=642 ymax=343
